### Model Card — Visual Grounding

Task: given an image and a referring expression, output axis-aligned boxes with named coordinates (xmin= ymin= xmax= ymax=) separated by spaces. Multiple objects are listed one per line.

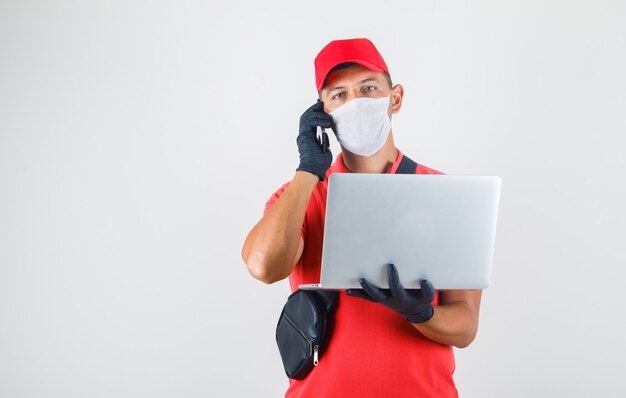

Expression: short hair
xmin=322 ymin=62 xmax=393 ymax=90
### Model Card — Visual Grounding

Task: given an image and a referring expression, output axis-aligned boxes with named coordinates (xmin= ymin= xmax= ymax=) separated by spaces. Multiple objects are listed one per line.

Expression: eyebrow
xmin=327 ymin=77 xmax=381 ymax=94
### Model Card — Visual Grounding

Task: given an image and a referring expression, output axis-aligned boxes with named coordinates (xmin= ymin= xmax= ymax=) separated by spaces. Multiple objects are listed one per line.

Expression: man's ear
xmin=390 ymin=84 xmax=404 ymax=115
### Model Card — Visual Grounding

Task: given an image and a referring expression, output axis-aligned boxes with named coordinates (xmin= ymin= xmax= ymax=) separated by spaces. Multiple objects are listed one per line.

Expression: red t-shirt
xmin=265 ymin=150 xmax=458 ymax=398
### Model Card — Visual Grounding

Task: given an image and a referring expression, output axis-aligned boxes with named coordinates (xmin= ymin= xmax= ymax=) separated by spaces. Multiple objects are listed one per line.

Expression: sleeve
xmin=263 ymin=182 xmax=306 ymax=240
xmin=264 ymin=182 xmax=290 ymax=215
xmin=415 ymin=163 xmax=445 ymax=175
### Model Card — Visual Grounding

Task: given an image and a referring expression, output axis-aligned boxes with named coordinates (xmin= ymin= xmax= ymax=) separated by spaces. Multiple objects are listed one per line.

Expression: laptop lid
xmin=306 ymin=174 xmax=501 ymax=290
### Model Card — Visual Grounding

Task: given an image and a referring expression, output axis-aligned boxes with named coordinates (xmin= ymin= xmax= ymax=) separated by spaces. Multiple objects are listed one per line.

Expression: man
xmin=242 ymin=38 xmax=481 ymax=397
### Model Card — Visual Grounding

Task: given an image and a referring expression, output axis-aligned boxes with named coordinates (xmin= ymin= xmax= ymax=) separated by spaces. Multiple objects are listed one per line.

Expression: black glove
xmin=296 ymin=100 xmax=334 ymax=181
xmin=346 ymin=264 xmax=435 ymax=324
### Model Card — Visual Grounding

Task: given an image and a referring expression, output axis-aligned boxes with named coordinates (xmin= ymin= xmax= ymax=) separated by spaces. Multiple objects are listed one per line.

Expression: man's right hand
xmin=296 ymin=100 xmax=334 ymax=181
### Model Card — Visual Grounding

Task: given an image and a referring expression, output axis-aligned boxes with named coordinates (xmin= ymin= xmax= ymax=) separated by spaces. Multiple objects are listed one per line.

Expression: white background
xmin=1 ymin=1 xmax=625 ymax=397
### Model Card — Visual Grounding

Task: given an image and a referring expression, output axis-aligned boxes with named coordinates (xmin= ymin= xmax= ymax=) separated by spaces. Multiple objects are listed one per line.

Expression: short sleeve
xmin=264 ymin=182 xmax=306 ymax=240
xmin=264 ymin=182 xmax=290 ymax=215
xmin=415 ymin=164 xmax=445 ymax=175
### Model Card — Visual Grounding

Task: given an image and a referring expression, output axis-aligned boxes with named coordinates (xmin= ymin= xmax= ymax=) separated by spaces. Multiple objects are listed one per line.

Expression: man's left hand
xmin=346 ymin=264 xmax=435 ymax=324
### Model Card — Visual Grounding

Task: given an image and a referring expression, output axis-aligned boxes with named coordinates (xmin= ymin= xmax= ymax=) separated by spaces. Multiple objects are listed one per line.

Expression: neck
xmin=341 ymin=133 xmax=398 ymax=173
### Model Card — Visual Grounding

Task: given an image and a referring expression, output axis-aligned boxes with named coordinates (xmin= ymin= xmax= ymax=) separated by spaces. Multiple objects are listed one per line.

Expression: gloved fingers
xmin=297 ymin=133 xmax=330 ymax=152
xmin=359 ymin=277 xmax=389 ymax=302
xmin=419 ymin=279 xmax=436 ymax=301
xmin=300 ymin=102 xmax=326 ymax=123
xmin=307 ymin=100 xmax=324 ymax=113
xmin=303 ymin=128 xmax=331 ymax=146
xmin=387 ymin=264 xmax=406 ymax=295
xmin=301 ymin=113 xmax=334 ymax=127
xmin=327 ymin=115 xmax=337 ymax=133
xmin=322 ymin=131 xmax=330 ymax=149
xmin=309 ymin=118 xmax=334 ymax=130
xmin=345 ymin=289 xmax=377 ymax=303
xmin=296 ymin=100 xmax=334 ymax=180
xmin=317 ymin=131 xmax=330 ymax=152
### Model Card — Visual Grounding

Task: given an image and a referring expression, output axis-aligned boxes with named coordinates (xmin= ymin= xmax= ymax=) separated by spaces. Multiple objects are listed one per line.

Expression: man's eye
xmin=332 ymin=92 xmax=345 ymax=100
xmin=363 ymin=86 xmax=376 ymax=92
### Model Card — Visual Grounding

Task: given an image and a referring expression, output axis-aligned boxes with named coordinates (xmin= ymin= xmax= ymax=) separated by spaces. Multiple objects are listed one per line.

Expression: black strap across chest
xmin=395 ymin=155 xmax=418 ymax=175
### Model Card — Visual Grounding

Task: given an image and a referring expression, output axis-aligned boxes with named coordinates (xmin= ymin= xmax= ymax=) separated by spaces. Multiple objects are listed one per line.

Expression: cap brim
xmin=317 ymin=59 xmax=386 ymax=91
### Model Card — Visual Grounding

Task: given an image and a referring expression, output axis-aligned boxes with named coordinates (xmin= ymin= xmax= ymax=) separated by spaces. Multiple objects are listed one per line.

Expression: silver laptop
xmin=299 ymin=174 xmax=501 ymax=290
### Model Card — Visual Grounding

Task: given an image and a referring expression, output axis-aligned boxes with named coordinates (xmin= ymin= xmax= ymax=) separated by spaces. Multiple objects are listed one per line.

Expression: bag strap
xmin=395 ymin=154 xmax=418 ymax=175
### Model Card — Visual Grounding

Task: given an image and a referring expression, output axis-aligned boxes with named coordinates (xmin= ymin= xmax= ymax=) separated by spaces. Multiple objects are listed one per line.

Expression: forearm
xmin=242 ymin=171 xmax=318 ymax=283
xmin=412 ymin=296 xmax=481 ymax=348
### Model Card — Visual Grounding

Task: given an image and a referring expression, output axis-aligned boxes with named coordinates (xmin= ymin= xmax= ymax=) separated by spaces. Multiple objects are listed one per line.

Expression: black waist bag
xmin=275 ymin=155 xmax=418 ymax=379
xmin=275 ymin=289 xmax=339 ymax=379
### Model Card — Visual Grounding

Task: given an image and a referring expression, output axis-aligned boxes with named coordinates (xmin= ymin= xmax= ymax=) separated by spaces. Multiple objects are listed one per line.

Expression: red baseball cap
xmin=314 ymin=38 xmax=390 ymax=91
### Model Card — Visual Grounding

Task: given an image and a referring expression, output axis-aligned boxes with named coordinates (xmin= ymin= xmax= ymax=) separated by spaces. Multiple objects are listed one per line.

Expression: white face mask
xmin=329 ymin=94 xmax=392 ymax=157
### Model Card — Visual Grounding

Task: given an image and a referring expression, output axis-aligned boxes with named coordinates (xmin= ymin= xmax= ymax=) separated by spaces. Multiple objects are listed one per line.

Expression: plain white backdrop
xmin=1 ymin=1 xmax=625 ymax=397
